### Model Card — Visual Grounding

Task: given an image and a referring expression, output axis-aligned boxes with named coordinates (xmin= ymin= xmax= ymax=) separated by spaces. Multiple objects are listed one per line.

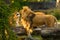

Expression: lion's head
xmin=19 ymin=6 xmax=35 ymax=20
xmin=9 ymin=11 xmax=21 ymax=27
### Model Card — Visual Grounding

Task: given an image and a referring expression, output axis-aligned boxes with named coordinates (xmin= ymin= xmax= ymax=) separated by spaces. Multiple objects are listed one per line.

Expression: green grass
xmin=17 ymin=35 xmax=43 ymax=40
xmin=32 ymin=35 xmax=43 ymax=40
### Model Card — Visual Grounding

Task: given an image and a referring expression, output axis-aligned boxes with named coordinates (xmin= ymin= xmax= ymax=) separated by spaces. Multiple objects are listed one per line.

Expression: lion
xmin=8 ymin=11 xmax=22 ymax=27
xmin=21 ymin=6 xmax=58 ymax=28
xmin=31 ymin=14 xmax=58 ymax=28
xmin=14 ymin=6 xmax=58 ymax=39
xmin=19 ymin=6 xmax=58 ymax=37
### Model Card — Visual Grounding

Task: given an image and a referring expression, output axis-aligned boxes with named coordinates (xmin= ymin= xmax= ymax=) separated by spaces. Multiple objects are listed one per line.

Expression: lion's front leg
xmin=21 ymin=19 xmax=35 ymax=40
xmin=25 ymin=22 xmax=33 ymax=37
xmin=25 ymin=22 xmax=35 ymax=40
xmin=21 ymin=19 xmax=33 ymax=37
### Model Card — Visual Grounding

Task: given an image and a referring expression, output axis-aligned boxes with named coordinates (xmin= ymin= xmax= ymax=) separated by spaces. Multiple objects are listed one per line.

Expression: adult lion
xmin=20 ymin=6 xmax=58 ymax=27
xmin=19 ymin=6 xmax=45 ymax=32
xmin=8 ymin=11 xmax=21 ymax=27
xmin=20 ymin=6 xmax=57 ymax=31
xmin=19 ymin=6 xmax=58 ymax=37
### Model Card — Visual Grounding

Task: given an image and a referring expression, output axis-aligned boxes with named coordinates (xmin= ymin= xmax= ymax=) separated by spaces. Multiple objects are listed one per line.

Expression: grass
xmin=17 ymin=35 xmax=43 ymax=40
xmin=32 ymin=35 xmax=43 ymax=40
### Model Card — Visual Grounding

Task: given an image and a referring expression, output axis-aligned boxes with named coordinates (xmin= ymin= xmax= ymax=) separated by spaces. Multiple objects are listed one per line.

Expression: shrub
xmin=43 ymin=9 xmax=60 ymax=20
xmin=0 ymin=1 xmax=18 ymax=40
xmin=50 ymin=9 xmax=60 ymax=20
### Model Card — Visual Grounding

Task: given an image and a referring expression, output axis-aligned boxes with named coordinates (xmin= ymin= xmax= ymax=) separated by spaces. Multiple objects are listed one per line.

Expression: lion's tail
xmin=54 ymin=17 xmax=58 ymax=28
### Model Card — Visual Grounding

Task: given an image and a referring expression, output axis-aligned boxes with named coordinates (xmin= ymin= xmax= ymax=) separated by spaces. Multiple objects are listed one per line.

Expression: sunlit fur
xmin=19 ymin=6 xmax=58 ymax=35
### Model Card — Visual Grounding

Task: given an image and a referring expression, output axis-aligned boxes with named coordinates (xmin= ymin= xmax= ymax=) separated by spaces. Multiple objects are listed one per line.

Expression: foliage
xmin=0 ymin=0 xmax=18 ymax=40
xmin=0 ymin=0 xmax=30 ymax=40
xmin=52 ymin=10 xmax=60 ymax=20
xmin=39 ymin=9 xmax=60 ymax=20
xmin=46 ymin=9 xmax=60 ymax=20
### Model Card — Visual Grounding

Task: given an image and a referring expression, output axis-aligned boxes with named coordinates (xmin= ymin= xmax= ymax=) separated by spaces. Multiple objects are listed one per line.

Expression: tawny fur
xmin=20 ymin=6 xmax=57 ymax=27
xmin=9 ymin=6 xmax=58 ymax=36
xmin=9 ymin=11 xmax=21 ymax=27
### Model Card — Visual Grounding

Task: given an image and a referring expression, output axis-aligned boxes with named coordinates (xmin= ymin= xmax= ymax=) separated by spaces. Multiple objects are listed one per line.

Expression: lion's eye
xmin=16 ymin=12 xmax=20 ymax=17
xmin=17 ymin=14 xmax=19 ymax=15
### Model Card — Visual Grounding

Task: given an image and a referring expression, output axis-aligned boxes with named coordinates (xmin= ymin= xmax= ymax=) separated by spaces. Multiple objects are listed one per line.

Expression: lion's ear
xmin=23 ymin=8 xmax=27 ymax=12
xmin=28 ymin=12 xmax=35 ymax=18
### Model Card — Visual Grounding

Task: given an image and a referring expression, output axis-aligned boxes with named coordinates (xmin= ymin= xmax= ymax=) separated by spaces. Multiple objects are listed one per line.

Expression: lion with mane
xmin=19 ymin=6 xmax=58 ymax=36
xmin=19 ymin=6 xmax=58 ymax=38
xmin=19 ymin=6 xmax=58 ymax=27
xmin=8 ymin=6 xmax=58 ymax=38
